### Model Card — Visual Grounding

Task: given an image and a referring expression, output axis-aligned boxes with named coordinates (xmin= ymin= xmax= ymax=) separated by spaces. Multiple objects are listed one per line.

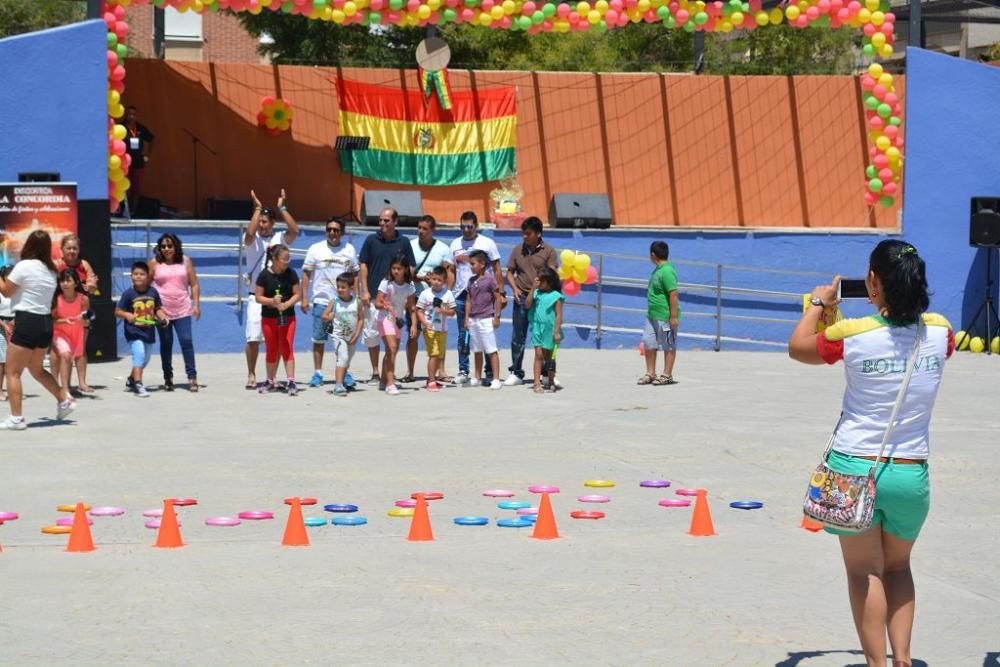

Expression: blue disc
xmin=729 ymin=500 xmax=764 ymax=510
xmin=497 ymin=517 xmax=533 ymax=528
xmin=520 ymin=514 xmax=538 ymax=523
xmin=304 ymin=517 xmax=327 ymax=527
xmin=497 ymin=501 xmax=532 ymax=510
xmin=324 ymin=504 xmax=359 ymax=513
xmin=453 ymin=516 xmax=489 ymax=526
xmin=332 ymin=516 xmax=368 ymax=526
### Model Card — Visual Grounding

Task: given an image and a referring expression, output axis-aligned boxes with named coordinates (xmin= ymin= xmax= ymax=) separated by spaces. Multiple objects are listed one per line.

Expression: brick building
xmin=126 ymin=6 xmax=265 ymax=63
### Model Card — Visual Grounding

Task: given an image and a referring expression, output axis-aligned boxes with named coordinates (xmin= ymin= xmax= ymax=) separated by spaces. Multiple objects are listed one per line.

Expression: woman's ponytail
xmin=869 ymin=240 xmax=930 ymax=323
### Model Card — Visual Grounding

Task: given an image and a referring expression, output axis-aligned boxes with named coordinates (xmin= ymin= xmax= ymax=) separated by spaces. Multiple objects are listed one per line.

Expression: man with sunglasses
xmin=444 ymin=210 xmax=504 ymax=386
xmin=301 ymin=217 xmax=359 ymax=387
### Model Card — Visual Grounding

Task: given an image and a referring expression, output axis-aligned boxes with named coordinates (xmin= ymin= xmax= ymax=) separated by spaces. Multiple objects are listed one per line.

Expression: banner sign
xmin=0 ymin=182 xmax=78 ymax=265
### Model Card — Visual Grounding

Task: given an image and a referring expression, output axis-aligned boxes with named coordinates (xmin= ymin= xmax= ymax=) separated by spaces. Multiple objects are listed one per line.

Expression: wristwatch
xmin=810 ymin=296 xmax=825 ymax=308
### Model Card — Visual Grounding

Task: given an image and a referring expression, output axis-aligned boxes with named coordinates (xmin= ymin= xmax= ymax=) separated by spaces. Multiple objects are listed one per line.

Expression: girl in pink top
xmin=52 ymin=269 xmax=90 ymax=395
xmin=149 ymin=233 xmax=201 ymax=392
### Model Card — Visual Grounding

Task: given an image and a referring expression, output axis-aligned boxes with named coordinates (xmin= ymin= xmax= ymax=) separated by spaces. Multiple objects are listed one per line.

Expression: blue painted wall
xmin=902 ymin=48 xmax=1000 ymax=334
xmin=0 ymin=20 xmax=107 ymax=199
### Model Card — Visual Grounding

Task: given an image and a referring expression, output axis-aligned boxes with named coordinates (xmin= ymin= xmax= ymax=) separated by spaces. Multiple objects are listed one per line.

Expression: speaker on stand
xmin=967 ymin=196 xmax=1000 ymax=354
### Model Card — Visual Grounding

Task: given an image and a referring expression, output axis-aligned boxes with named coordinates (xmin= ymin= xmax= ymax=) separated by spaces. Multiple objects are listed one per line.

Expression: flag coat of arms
xmin=336 ymin=78 xmax=516 ymax=186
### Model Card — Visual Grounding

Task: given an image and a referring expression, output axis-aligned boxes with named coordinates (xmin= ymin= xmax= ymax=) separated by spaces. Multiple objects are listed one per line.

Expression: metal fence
xmin=111 ymin=219 xmax=830 ymax=350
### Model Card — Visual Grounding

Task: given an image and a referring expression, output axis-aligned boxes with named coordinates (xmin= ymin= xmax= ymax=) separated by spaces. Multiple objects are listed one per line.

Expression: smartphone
xmin=838 ymin=278 xmax=868 ymax=300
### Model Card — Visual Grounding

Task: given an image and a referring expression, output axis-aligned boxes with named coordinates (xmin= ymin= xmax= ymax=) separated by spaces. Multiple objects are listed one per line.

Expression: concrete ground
xmin=0 ymin=350 xmax=997 ymax=666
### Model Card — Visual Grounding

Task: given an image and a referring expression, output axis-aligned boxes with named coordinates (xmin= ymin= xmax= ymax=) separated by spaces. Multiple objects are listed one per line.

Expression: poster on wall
xmin=0 ymin=182 xmax=78 ymax=266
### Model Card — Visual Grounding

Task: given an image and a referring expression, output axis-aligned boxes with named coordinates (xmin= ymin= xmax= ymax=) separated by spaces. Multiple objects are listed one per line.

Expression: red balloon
xmin=113 ymin=5 xmax=126 ymax=19
xmin=562 ymin=279 xmax=581 ymax=297
xmin=585 ymin=265 xmax=598 ymax=285
xmin=111 ymin=65 xmax=126 ymax=81
xmin=112 ymin=139 xmax=126 ymax=156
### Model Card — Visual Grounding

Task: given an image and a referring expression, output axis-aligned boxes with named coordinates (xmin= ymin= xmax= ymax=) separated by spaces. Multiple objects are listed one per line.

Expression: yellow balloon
xmin=490 ymin=5 xmax=504 ymax=18
xmin=730 ymin=11 xmax=742 ymax=23
xmin=112 ymin=103 xmax=125 ymax=118
xmin=871 ymin=32 xmax=886 ymax=48
xmin=427 ymin=0 xmax=440 ymax=7
xmin=857 ymin=8 xmax=870 ymax=22
xmin=876 ymin=136 xmax=891 ymax=151
xmin=575 ymin=253 xmax=591 ymax=270
xmin=785 ymin=5 xmax=800 ymax=20
xmin=558 ymin=265 xmax=572 ymax=280
xmin=870 ymin=10 xmax=883 ymax=24
xmin=955 ymin=330 xmax=969 ymax=350
xmin=755 ymin=11 xmax=769 ymax=24
xmin=109 ymin=154 xmax=122 ymax=170
xmin=768 ymin=7 xmax=783 ymax=22
xmin=502 ymin=0 xmax=515 ymax=13
xmin=573 ymin=267 xmax=587 ymax=283
xmin=595 ymin=0 xmax=608 ymax=10
xmin=112 ymin=124 xmax=126 ymax=141
xmin=868 ymin=63 xmax=883 ymax=78
xmin=886 ymin=147 xmax=901 ymax=160
xmin=417 ymin=4 xmax=431 ymax=17
xmin=560 ymin=249 xmax=577 ymax=267
xmin=880 ymin=44 xmax=894 ymax=58
xmin=344 ymin=1 xmax=357 ymax=14
xmin=970 ymin=337 xmax=985 ymax=353
xmin=478 ymin=10 xmax=493 ymax=23
xmin=864 ymin=0 xmax=878 ymax=10
xmin=878 ymin=73 xmax=893 ymax=87
xmin=991 ymin=336 xmax=1000 ymax=354
xmin=576 ymin=1 xmax=590 ymax=14
xmin=637 ymin=0 xmax=650 ymax=11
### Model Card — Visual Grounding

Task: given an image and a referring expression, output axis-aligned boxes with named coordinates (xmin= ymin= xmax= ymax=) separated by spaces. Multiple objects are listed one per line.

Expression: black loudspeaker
xmin=18 ymin=172 xmax=60 ymax=182
xmin=85 ymin=301 xmax=118 ymax=363
xmin=134 ymin=196 xmax=161 ymax=219
xmin=208 ymin=197 xmax=254 ymax=221
xmin=971 ymin=197 xmax=1000 ymax=248
xmin=77 ymin=199 xmax=117 ymax=362
xmin=548 ymin=193 xmax=612 ymax=229
xmin=360 ymin=190 xmax=424 ymax=227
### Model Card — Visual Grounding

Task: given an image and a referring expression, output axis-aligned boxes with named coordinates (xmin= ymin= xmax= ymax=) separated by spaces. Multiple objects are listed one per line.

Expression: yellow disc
xmin=41 ymin=525 xmax=72 ymax=535
xmin=388 ymin=507 xmax=415 ymax=518
xmin=584 ymin=480 xmax=616 ymax=488
xmin=57 ymin=503 xmax=91 ymax=513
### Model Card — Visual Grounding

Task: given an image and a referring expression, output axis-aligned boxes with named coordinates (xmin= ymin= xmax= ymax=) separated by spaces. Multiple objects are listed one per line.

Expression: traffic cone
xmin=282 ymin=497 xmax=310 ymax=547
xmin=154 ymin=499 xmax=184 ymax=548
xmin=799 ymin=514 xmax=824 ymax=533
xmin=687 ymin=489 xmax=716 ymax=537
xmin=407 ymin=493 xmax=434 ymax=542
xmin=66 ymin=502 xmax=95 ymax=553
xmin=531 ymin=492 xmax=560 ymax=540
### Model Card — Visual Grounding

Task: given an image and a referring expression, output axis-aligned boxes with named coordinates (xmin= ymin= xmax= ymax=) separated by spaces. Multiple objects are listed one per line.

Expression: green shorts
xmin=823 ymin=449 xmax=930 ymax=541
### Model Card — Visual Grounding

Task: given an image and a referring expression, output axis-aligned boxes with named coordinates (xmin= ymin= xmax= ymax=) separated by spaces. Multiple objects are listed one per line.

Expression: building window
xmin=164 ymin=7 xmax=203 ymax=42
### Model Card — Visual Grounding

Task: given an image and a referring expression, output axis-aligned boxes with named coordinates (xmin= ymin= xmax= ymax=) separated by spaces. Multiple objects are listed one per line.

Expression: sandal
xmin=437 ymin=375 xmax=454 ymax=384
xmin=163 ymin=378 xmax=174 ymax=392
xmin=653 ymin=374 xmax=678 ymax=386
xmin=637 ymin=373 xmax=655 ymax=385
xmin=188 ymin=379 xmax=199 ymax=393
xmin=245 ymin=376 xmax=257 ymax=390
xmin=399 ymin=374 xmax=415 ymax=384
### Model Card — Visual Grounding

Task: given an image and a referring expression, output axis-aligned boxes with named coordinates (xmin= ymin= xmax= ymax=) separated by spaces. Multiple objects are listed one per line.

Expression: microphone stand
xmin=181 ymin=127 xmax=217 ymax=218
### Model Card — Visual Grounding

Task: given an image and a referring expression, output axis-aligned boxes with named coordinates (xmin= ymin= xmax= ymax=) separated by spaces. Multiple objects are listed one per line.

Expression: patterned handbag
xmin=802 ymin=320 xmax=924 ymax=532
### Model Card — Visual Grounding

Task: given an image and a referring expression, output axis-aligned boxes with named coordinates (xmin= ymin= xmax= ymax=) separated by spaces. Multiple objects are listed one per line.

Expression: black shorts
xmin=11 ymin=311 xmax=54 ymax=349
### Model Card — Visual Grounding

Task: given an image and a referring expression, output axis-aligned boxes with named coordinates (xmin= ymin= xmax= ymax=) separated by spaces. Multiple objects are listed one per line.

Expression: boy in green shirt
xmin=639 ymin=241 xmax=680 ymax=385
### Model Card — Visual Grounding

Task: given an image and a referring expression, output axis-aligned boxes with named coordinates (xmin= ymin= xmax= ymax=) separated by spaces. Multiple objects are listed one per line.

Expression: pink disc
xmin=168 ymin=498 xmax=198 ymax=506
xmin=56 ymin=516 xmax=93 ymax=526
xmin=675 ymin=488 xmax=701 ymax=497
xmin=578 ymin=494 xmax=610 ymax=503
xmin=145 ymin=518 xmax=181 ymax=529
xmin=516 ymin=507 xmax=539 ymax=515
xmin=659 ymin=499 xmax=691 ymax=507
xmin=528 ymin=485 xmax=560 ymax=494
xmin=238 ymin=511 xmax=274 ymax=520
xmin=0 ymin=512 xmax=19 ymax=521
xmin=142 ymin=508 xmax=164 ymax=518
xmin=394 ymin=499 xmax=417 ymax=508
xmin=205 ymin=517 xmax=241 ymax=527
xmin=89 ymin=506 xmax=125 ymax=517
xmin=284 ymin=497 xmax=318 ymax=506
xmin=482 ymin=489 xmax=516 ymax=498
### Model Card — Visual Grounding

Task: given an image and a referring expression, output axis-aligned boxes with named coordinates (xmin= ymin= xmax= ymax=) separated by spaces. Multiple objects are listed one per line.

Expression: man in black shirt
xmin=124 ymin=105 xmax=154 ymax=214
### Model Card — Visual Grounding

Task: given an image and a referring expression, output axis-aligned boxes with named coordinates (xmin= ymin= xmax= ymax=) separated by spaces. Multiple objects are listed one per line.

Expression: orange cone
xmin=799 ymin=514 xmax=824 ymax=532
xmin=687 ymin=489 xmax=716 ymax=537
xmin=66 ymin=502 xmax=95 ymax=553
xmin=154 ymin=499 xmax=184 ymax=548
xmin=407 ymin=493 xmax=434 ymax=542
xmin=282 ymin=497 xmax=310 ymax=547
xmin=531 ymin=492 xmax=560 ymax=540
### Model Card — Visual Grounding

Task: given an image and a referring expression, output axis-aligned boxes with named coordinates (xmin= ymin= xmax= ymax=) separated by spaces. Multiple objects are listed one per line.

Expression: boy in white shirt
xmin=321 ymin=273 xmax=362 ymax=397
xmin=415 ymin=266 xmax=456 ymax=392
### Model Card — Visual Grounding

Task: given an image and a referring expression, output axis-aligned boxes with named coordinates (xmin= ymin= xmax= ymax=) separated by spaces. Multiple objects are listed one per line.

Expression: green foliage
xmin=989 ymin=41 xmax=1000 ymax=62
xmin=0 ymin=0 xmax=86 ymax=39
xmin=703 ymin=25 xmax=860 ymax=75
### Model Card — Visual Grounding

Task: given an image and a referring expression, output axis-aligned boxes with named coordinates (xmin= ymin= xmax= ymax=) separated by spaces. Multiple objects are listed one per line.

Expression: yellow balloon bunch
xmin=557 ymin=249 xmax=597 ymax=297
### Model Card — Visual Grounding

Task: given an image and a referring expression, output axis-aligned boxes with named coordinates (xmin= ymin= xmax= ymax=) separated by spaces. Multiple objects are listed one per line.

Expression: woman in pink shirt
xmin=149 ymin=233 xmax=201 ymax=392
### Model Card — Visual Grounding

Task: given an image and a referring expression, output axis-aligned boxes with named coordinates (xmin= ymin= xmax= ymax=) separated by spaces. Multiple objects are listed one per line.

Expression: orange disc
xmin=570 ymin=511 xmax=605 ymax=520
xmin=56 ymin=504 xmax=91 ymax=513
xmin=41 ymin=525 xmax=73 ymax=534
xmin=284 ymin=497 xmax=318 ymax=506
xmin=410 ymin=492 xmax=444 ymax=501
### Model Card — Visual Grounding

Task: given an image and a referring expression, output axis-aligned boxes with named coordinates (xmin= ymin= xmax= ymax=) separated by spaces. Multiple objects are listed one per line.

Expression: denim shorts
xmin=642 ymin=318 xmax=676 ymax=351
xmin=311 ymin=301 xmax=332 ymax=344
xmin=130 ymin=339 xmax=153 ymax=369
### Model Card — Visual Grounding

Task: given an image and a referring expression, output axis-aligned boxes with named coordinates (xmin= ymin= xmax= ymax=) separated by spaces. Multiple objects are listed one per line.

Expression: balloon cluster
xmin=861 ymin=62 xmax=903 ymax=207
xmin=954 ymin=331 xmax=1000 ymax=355
xmin=257 ymin=96 xmax=294 ymax=134
xmin=558 ymin=249 xmax=598 ymax=297
xmin=104 ymin=1 xmax=131 ymax=212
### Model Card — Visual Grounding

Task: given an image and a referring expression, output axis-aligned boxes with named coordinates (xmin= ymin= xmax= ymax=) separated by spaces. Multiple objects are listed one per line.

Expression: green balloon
xmin=313 ymin=0 xmax=326 ymax=8
xmin=369 ymin=10 xmax=382 ymax=21
xmin=877 ymin=103 xmax=892 ymax=118
xmin=281 ymin=1 xmax=293 ymax=11
xmin=519 ymin=14 xmax=532 ymax=28
xmin=465 ymin=0 xmax=478 ymax=7
xmin=869 ymin=178 xmax=883 ymax=193
xmin=742 ymin=2 xmax=749 ymax=10
xmin=722 ymin=4 xmax=732 ymax=15
xmin=116 ymin=43 xmax=128 ymax=59
xmin=683 ymin=19 xmax=696 ymax=31
xmin=815 ymin=14 xmax=829 ymax=27
xmin=390 ymin=0 xmax=403 ymax=9
xmin=864 ymin=95 xmax=879 ymax=110
xmin=596 ymin=18 xmax=607 ymax=31
xmin=694 ymin=11 xmax=708 ymax=23
xmin=879 ymin=195 xmax=894 ymax=207
xmin=107 ymin=32 xmax=118 ymax=48
xmin=532 ymin=9 xmax=544 ymax=22
xmin=665 ymin=15 xmax=675 ymax=27
xmin=866 ymin=165 xmax=876 ymax=179
xmin=863 ymin=43 xmax=875 ymax=57
xmin=443 ymin=7 xmax=457 ymax=20
xmin=889 ymin=116 xmax=902 ymax=126
xmin=657 ymin=5 xmax=669 ymax=18
xmin=542 ymin=2 xmax=556 ymax=15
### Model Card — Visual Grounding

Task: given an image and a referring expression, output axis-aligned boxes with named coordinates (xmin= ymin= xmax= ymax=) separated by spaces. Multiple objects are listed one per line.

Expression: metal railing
xmin=112 ymin=219 xmax=829 ymax=350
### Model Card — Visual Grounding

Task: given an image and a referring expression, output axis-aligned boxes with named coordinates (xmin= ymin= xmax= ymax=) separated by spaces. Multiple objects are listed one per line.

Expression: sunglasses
xmin=159 ymin=243 xmax=174 ymax=248
xmin=326 ymin=228 xmax=342 ymax=233
xmin=460 ymin=224 xmax=475 ymax=230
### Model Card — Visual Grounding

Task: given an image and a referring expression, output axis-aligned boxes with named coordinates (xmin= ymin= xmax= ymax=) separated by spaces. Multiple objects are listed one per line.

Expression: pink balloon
xmin=113 ymin=4 xmax=126 ymax=19
xmin=462 ymin=7 xmax=475 ymax=19
xmin=882 ymin=182 xmax=898 ymax=196
xmin=871 ymin=84 xmax=886 ymax=99
xmin=836 ymin=7 xmax=849 ymax=20
xmin=817 ymin=0 xmax=830 ymax=12
xmin=676 ymin=8 xmax=689 ymax=21
xmin=500 ymin=15 xmax=512 ymax=27
xmin=562 ymin=279 xmax=581 ymax=297
xmin=107 ymin=51 xmax=118 ymax=68
xmin=110 ymin=79 xmax=125 ymax=94
xmin=585 ymin=265 xmax=598 ymax=284
xmin=806 ymin=6 xmax=818 ymax=19
xmin=862 ymin=22 xmax=876 ymax=36
xmin=878 ymin=168 xmax=894 ymax=182
xmin=873 ymin=154 xmax=889 ymax=168
xmin=112 ymin=139 xmax=126 ymax=156
xmin=884 ymin=93 xmax=898 ymax=106
xmin=569 ymin=11 xmax=580 ymax=23
xmin=542 ymin=18 xmax=553 ymax=29
xmin=869 ymin=116 xmax=884 ymax=129
xmin=604 ymin=9 xmax=618 ymax=22
xmin=111 ymin=65 xmax=126 ymax=81
xmin=883 ymin=125 xmax=898 ymax=139
xmin=884 ymin=11 xmax=895 ymax=22
xmin=522 ymin=0 xmax=536 ymax=12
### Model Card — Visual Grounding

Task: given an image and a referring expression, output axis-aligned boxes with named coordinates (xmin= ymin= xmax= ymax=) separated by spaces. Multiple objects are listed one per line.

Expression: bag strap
xmin=869 ymin=318 xmax=925 ymax=472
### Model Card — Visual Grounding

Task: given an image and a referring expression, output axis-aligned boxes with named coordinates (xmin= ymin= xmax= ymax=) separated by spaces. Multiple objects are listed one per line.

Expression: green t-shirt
xmin=647 ymin=261 xmax=680 ymax=321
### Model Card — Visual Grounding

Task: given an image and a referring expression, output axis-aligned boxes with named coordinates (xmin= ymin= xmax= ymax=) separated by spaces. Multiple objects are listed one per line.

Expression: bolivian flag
xmin=336 ymin=78 xmax=516 ymax=186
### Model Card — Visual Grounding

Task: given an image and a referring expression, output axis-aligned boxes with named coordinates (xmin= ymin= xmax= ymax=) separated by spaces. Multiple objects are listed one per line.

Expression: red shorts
xmin=261 ymin=317 xmax=295 ymax=363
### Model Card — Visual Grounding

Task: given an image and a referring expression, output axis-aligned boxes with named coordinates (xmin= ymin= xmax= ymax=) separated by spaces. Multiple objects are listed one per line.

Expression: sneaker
xmin=287 ymin=381 xmax=298 ymax=396
xmin=553 ymin=377 xmax=563 ymax=388
xmin=504 ymin=375 xmax=523 ymax=386
xmin=470 ymin=378 xmax=483 ymax=389
xmin=0 ymin=416 xmax=27 ymax=431
xmin=385 ymin=384 xmax=400 ymax=395
xmin=426 ymin=381 xmax=440 ymax=392
xmin=489 ymin=379 xmax=503 ymax=391
xmin=134 ymin=383 xmax=150 ymax=398
xmin=57 ymin=399 xmax=76 ymax=420
xmin=480 ymin=378 xmax=492 ymax=388
xmin=309 ymin=371 xmax=323 ymax=387
xmin=258 ymin=380 xmax=275 ymax=395
xmin=344 ymin=373 xmax=356 ymax=388
xmin=367 ymin=374 xmax=381 ymax=386
xmin=456 ymin=371 xmax=470 ymax=385
xmin=125 ymin=377 xmax=135 ymax=391
xmin=378 ymin=382 xmax=386 ymax=392
xmin=333 ymin=385 xmax=348 ymax=397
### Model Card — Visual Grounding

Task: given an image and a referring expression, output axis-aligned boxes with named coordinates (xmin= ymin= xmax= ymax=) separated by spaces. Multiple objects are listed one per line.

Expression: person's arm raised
xmin=277 ymin=188 xmax=299 ymax=245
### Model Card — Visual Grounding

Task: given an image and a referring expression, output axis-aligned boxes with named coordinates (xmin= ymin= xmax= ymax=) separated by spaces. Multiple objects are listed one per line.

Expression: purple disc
xmin=89 ymin=506 xmax=126 ymax=517
xmin=205 ymin=517 xmax=241 ymax=527
xmin=142 ymin=508 xmax=164 ymax=518
xmin=516 ymin=507 xmax=539 ymax=515
xmin=0 ymin=511 xmax=19 ymax=521
xmin=528 ymin=485 xmax=560 ymax=494
xmin=145 ymin=518 xmax=181 ymax=529
xmin=640 ymin=480 xmax=671 ymax=488
xmin=56 ymin=516 xmax=93 ymax=526
xmin=394 ymin=499 xmax=417 ymax=508
xmin=659 ymin=499 xmax=691 ymax=508
xmin=577 ymin=494 xmax=611 ymax=503
xmin=238 ymin=511 xmax=274 ymax=520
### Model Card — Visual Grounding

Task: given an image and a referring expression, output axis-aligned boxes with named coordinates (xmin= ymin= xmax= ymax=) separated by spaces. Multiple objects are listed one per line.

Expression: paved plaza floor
xmin=0 ymin=350 xmax=997 ymax=666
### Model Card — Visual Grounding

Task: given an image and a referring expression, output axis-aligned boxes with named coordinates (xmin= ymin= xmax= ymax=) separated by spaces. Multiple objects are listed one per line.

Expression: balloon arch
xmin=101 ymin=0 xmax=903 ymax=213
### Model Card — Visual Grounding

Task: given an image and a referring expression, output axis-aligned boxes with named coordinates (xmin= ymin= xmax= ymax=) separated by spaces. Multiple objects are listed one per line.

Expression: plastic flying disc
xmin=57 ymin=504 xmax=91 ymax=513
xmin=730 ymin=501 xmax=764 ymax=510
xmin=142 ymin=508 xmax=163 ymax=518
xmin=528 ymin=485 xmax=559 ymax=494
xmin=659 ymin=499 xmax=691 ymax=508
xmin=520 ymin=514 xmax=538 ymax=523
xmin=41 ymin=525 xmax=72 ymax=535
xmin=0 ymin=512 xmax=20 ymax=521
xmin=89 ymin=507 xmax=125 ymax=517
xmin=238 ymin=511 xmax=274 ymax=520
xmin=388 ymin=507 xmax=414 ymax=518
xmin=640 ymin=480 xmax=671 ymax=488
xmin=583 ymin=480 xmax=615 ymax=488
xmin=145 ymin=518 xmax=181 ymax=529
xmin=516 ymin=507 xmax=539 ymax=515
xmin=570 ymin=510 xmax=605 ymax=519
xmin=205 ymin=517 xmax=241 ymax=527
xmin=56 ymin=516 xmax=92 ymax=527
xmin=497 ymin=517 xmax=533 ymax=528
xmin=285 ymin=497 xmax=318 ymax=506
xmin=410 ymin=492 xmax=444 ymax=501
xmin=497 ymin=501 xmax=531 ymax=510
xmin=675 ymin=488 xmax=701 ymax=497
xmin=454 ymin=516 xmax=489 ymax=526
xmin=578 ymin=495 xmax=610 ymax=503
xmin=168 ymin=498 xmax=198 ymax=506
xmin=482 ymin=489 xmax=516 ymax=498
xmin=332 ymin=516 xmax=368 ymax=526
xmin=304 ymin=517 xmax=327 ymax=527
xmin=323 ymin=504 xmax=359 ymax=513
xmin=394 ymin=499 xmax=417 ymax=508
